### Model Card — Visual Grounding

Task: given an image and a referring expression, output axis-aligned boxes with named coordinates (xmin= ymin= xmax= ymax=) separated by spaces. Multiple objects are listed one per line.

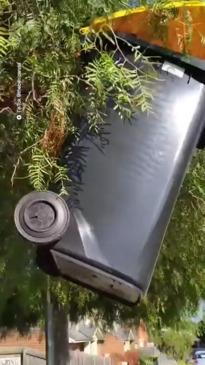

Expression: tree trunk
xmin=46 ymin=286 xmax=69 ymax=365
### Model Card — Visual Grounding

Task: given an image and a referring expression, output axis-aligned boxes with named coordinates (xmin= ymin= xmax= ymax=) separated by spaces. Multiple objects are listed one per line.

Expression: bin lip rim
xmin=80 ymin=0 xmax=205 ymax=35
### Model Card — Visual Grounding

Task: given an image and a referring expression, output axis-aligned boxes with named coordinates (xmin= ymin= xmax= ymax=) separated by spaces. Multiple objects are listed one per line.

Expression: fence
xmin=0 ymin=348 xmax=45 ymax=365
xmin=0 ymin=347 xmax=112 ymax=365
xmin=23 ymin=350 xmax=45 ymax=365
xmin=70 ymin=351 xmax=111 ymax=365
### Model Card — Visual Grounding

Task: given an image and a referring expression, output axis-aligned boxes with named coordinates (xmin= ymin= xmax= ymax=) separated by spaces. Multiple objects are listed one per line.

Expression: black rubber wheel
xmin=14 ymin=191 xmax=70 ymax=245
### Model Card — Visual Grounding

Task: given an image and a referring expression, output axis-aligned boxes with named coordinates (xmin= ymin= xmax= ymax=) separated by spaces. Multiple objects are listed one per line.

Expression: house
xmin=0 ymin=327 xmax=45 ymax=353
xmin=69 ymin=319 xmax=151 ymax=358
xmin=0 ymin=319 xmax=155 ymax=365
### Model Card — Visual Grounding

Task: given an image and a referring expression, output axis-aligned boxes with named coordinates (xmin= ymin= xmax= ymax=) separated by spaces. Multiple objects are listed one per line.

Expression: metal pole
xmin=68 ymin=314 xmax=70 ymax=365
xmin=46 ymin=276 xmax=55 ymax=365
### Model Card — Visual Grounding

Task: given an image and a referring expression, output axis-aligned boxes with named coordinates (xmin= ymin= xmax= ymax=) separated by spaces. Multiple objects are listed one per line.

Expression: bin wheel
xmin=14 ymin=191 xmax=70 ymax=246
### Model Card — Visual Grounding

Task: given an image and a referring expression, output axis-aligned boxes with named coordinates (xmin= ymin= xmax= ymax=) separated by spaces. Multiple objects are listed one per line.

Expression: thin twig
xmin=32 ymin=73 xmax=37 ymax=101
xmin=109 ymin=27 xmax=138 ymax=70
xmin=189 ymin=191 xmax=205 ymax=205
xmin=11 ymin=156 xmax=23 ymax=186
xmin=11 ymin=140 xmax=41 ymax=186
xmin=24 ymin=90 xmax=32 ymax=104
xmin=0 ymin=107 xmax=14 ymax=114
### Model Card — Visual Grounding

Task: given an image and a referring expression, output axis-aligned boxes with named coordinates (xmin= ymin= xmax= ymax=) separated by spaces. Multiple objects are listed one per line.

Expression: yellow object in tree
xmin=80 ymin=1 xmax=205 ymax=60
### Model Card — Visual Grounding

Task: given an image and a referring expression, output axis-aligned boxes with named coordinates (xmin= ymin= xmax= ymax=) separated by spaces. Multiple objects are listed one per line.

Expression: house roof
xmin=68 ymin=320 xmax=137 ymax=344
xmin=69 ymin=324 xmax=89 ymax=343
xmin=111 ymin=324 xmax=137 ymax=341
xmin=69 ymin=320 xmax=104 ymax=343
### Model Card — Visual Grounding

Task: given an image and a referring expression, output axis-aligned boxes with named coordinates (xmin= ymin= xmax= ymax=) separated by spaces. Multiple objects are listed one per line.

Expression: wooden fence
xmin=70 ymin=350 xmax=111 ymax=365
xmin=0 ymin=347 xmax=112 ymax=365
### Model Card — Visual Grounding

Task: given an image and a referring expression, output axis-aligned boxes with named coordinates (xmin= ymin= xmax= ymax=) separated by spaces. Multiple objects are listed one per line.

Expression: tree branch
xmin=11 ymin=141 xmax=41 ymax=186
xmin=0 ymin=107 xmax=14 ymax=114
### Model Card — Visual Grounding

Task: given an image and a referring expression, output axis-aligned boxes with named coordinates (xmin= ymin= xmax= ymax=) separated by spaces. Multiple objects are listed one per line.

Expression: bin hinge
xmin=162 ymin=61 xmax=185 ymax=78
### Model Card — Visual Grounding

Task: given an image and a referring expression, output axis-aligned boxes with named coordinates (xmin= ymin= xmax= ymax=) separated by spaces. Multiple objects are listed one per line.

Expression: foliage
xmin=152 ymin=322 xmax=198 ymax=361
xmin=0 ymin=166 xmax=45 ymax=334
xmin=140 ymin=357 xmax=157 ymax=365
xmin=0 ymin=26 xmax=7 ymax=58
xmin=0 ymin=0 xmax=156 ymax=332
xmin=0 ymin=0 xmax=156 ymax=195
xmin=145 ymin=0 xmax=205 ymax=54
xmin=0 ymin=0 xmax=204 ymax=338
xmin=85 ymin=48 xmax=156 ymax=129
xmin=196 ymin=315 xmax=205 ymax=344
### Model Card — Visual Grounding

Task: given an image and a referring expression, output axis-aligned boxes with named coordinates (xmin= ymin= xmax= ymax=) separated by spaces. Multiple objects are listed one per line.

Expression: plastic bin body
xmin=37 ymin=54 xmax=205 ymax=304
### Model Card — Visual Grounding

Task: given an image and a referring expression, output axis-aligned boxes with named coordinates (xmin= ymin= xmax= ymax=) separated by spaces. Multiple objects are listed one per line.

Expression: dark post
xmin=45 ymin=277 xmax=55 ymax=365
xmin=14 ymin=191 xmax=71 ymax=365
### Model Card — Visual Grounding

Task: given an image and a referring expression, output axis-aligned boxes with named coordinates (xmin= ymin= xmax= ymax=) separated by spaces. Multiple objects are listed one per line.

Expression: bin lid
xmin=80 ymin=1 xmax=205 ymax=69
